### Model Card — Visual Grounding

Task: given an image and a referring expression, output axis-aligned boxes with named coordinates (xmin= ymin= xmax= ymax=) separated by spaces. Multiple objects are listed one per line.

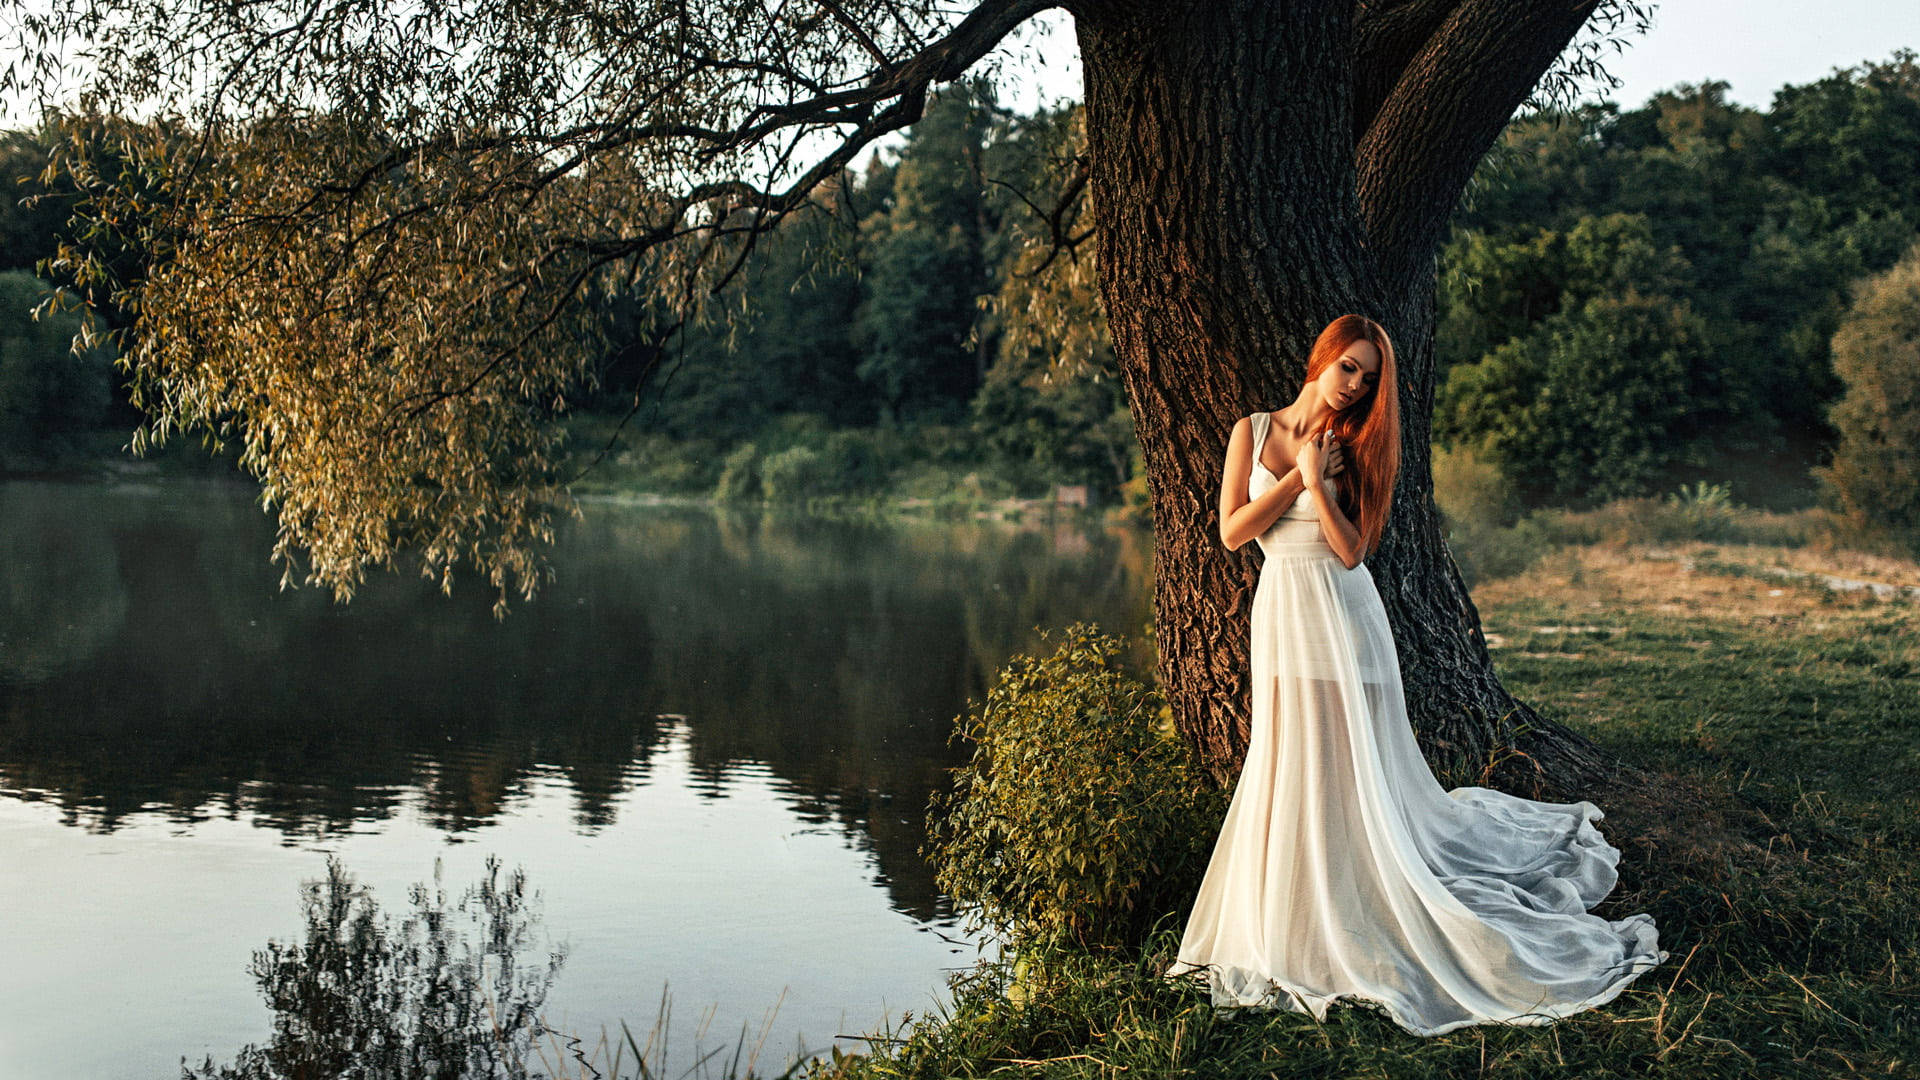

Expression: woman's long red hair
xmin=1305 ymin=314 xmax=1400 ymax=557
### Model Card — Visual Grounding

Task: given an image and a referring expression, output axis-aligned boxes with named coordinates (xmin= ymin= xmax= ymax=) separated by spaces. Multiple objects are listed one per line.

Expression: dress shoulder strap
xmin=1248 ymin=411 xmax=1274 ymax=475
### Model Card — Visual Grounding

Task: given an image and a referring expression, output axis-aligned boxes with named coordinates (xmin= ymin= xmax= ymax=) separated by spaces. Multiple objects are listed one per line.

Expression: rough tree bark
xmin=1071 ymin=0 xmax=1619 ymax=799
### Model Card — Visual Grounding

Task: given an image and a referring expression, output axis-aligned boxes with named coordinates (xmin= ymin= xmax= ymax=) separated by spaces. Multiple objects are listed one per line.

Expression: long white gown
xmin=1167 ymin=411 xmax=1667 ymax=1036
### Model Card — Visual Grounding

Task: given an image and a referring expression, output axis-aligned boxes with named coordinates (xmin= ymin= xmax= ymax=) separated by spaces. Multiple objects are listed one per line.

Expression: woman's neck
xmin=1275 ymin=386 xmax=1334 ymax=436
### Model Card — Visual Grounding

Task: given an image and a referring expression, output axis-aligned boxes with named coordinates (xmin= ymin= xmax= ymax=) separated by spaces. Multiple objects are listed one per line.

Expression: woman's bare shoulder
xmin=1223 ymin=414 xmax=1254 ymax=457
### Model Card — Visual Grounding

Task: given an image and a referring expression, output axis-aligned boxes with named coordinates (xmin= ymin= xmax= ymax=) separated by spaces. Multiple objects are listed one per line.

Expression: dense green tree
xmin=854 ymin=79 xmax=1001 ymax=424
xmin=1613 ymin=83 xmax=1772 ymax=287
xmin=631 ymin=197 xmax=869 ymax=441
xmin=1439 ymin=56 xmax=1920 ymax=505
xmin=1454 ymin=104 xmax=1624 ymax=235
xmin=1436 ymin=225 xmax=1564 ymax=367
xmin=0 ymin=127 xmax=69 ymax=275
xmin=968 ymin=101 xmax=1130 ymax=497
xmin=0 ymin=270 xmax=112 ymax=462
xmin=1767 ymin=51 xmax=1920 ymax=224
xmin=1818 ymin=238 xmax=1920 ymax=541
xmin=1439 ymin=211 xmax=1689 ymax=366
xmin=1439 ymin=292 xmax=1724 ymax=504
xmin=971 ymin=343 xmax=1131 ymax=498
xmin=1435 ymin=212 xmax=1739 ymax=501
xmin=0 ymin=118 xmax=201 ymax=443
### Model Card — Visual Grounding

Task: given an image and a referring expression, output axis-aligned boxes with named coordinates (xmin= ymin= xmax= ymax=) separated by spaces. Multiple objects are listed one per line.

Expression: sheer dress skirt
xmin=1168 ymin=477 xmax=1666 ymax=1036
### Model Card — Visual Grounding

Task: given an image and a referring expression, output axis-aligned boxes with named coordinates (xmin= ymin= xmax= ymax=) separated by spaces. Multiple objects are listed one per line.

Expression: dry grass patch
xmin=1473 ymin=542 xmax=1919 ymax=628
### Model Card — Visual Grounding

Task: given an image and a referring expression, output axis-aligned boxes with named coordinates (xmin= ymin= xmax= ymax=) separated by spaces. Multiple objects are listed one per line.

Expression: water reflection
xmin=184 ymin=857 xmax=569 ymax=1080
xmin=0 ymin=479 xmax=1154 ymax=920
xmin=0 ymin=480 xmax=1152 ymax=1078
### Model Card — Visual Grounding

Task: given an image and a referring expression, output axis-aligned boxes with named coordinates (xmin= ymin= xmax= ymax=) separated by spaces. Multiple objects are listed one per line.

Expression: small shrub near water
xmin=561 ymin=419 xmax=719 ymax=496
xmin=714 ymin=442 xmax=761 ymax=501
xmin=926 ymin=624 xmax=1227 ymax=952
xmin=755 ymin=430 xmax=905 ymax=500
xmin=758 ymin=445 xmax=831 ymax=500
xmin=817 ymin=428 xmax=903 ymax=492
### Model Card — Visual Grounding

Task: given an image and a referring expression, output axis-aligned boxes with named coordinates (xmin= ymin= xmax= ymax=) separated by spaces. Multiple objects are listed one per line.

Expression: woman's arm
xmin=1297 ymin=431 xmax=1365 ymax=569
xmin=1218 ymin=417 xmax=1308 ymax=551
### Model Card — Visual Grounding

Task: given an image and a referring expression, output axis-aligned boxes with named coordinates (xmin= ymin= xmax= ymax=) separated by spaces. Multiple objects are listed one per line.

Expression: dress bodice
xmin=1248 ymin=412 xmax=1337 ymax=552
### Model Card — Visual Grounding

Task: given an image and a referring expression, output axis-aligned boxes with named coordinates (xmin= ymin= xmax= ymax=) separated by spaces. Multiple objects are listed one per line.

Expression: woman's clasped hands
xmin=1297 ymin=430 xmax=1345 ymax=485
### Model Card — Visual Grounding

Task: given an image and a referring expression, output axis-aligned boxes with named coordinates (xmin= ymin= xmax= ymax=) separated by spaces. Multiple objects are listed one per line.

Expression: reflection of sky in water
xmin=0 ymin=720 xmax=975 ymax=1080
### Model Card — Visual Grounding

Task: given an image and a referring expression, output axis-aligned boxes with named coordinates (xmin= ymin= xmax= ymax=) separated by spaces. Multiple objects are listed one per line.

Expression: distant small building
xmin=1055 ymin=485 xmax=1090 ymax=508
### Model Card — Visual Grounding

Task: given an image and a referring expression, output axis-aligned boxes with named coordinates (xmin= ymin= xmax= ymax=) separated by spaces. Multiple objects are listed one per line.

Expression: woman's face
xmin=1315 ymin=338 xmax=1382 ymax=413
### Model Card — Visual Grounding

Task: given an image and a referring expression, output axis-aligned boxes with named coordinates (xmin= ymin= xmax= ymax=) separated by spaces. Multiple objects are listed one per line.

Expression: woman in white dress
xmin=1168 ymin=314 xmax=1666 ymax=1036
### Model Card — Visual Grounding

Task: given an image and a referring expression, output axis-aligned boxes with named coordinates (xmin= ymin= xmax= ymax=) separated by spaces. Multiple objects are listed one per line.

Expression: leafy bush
xmin=1664 ymin=481 xmax=1741 ymax=541
xmin=1440 ymin=480 xmax=1815 ymax=586
xmin=1445 ymin=515 xmax=1559 ymax=588
xmin=969 ymin=338 xmax=1135 ymax=500
xmin=761 ymin=410 xmax=835 ymax=447
xmin=926 ymin=624 xmax=1227 ymax=951
xmin=892 ymin=461 xmax=1018 ymax=505
xmin=710 ymin=422 xmax=906 ymax=501
xmin=561 ymin=420 xmax=718 ymax=495
xmin=713 ymin=441 xmax=760 ymax=501
xmin=636 ymin=456 xmax=708 ymax=494
xmin=907 ymin=420 xmax=988 ymax=467
xmin=1432 ymin=443 xmax=1518 ymax=530
xmin=1437 ymin=292 xmax=1728 ymax=506
xmin=758 ymin=444 xmax=830 ymax=500
xmin=1433 ymin=444 xmax=1546 ymax=585
xmin=1817 ymin=238 xmax=1920 ymax=548
xmin=817 ymin=428 xmax=901 ymax=493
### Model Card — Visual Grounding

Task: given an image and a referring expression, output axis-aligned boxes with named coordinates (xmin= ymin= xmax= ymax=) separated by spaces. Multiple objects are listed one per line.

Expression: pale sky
xmin=979 ymin=2 xmax=1918 ymax=116
xmin=8 ymin=3 xmax=1914 ymax=168
xmin=851 ymin=2 xmax=1917 ymax=167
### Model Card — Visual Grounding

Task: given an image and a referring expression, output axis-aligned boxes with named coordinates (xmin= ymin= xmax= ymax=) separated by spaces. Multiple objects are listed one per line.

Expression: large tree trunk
xmin=1072 ymin=0 xmax=1616 ymax=800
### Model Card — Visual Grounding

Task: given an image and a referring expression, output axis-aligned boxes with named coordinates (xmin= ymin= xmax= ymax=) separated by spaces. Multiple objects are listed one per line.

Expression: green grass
xmin=807 ymin=546 xmax=1919 ymax=1079
xmin=1482 ymin=557 xmax=1918 ymax=828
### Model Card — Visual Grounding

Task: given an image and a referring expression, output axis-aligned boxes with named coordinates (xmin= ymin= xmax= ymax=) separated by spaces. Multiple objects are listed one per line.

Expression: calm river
xmin=0 ymin=480 xmax=1154 ymax=1079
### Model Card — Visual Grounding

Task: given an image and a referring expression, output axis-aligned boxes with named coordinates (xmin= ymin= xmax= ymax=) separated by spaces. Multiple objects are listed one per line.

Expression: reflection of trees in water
xmin=185 ymin=856 xmax=567 ymax=1080
xmin=0 ymin=485 xmax=1151 ymax=916
xmin=188 ymin=858 xmax=795 ymax=1080
xmin=0 ymin=483 xmax=131 ymax=680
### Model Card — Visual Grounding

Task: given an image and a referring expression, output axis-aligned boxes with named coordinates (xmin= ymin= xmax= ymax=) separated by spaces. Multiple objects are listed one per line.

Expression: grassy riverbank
xmin=810 ymin=541 xmax=1918 ymax=1079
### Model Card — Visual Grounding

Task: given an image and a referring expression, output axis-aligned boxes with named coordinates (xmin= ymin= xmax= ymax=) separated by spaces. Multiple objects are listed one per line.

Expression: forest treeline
xmin=2 ymin=52 xmax=1916 ymax=527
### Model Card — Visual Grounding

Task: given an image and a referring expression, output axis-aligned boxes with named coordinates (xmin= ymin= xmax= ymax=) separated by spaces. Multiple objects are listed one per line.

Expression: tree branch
xmin=1353 ymin=0 xmax=1600 ymax=291
xmin=989 ymin=151 xmax=1092 ymax=276
xmin=1350 ymin=0 xmax=1462 ymax=146
xmin=727 ymin=0 xmax=1058 ymax=146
